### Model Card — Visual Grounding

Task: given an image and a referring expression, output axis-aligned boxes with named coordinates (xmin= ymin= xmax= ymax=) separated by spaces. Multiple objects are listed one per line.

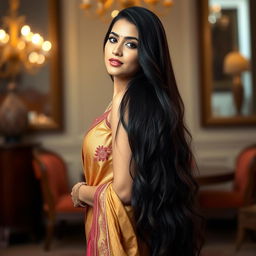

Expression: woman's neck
xmin=113 ymin=77 xmax=128 ymax=97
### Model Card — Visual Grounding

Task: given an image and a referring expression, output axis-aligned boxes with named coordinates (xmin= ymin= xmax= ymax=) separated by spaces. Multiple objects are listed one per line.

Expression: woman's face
xmin=104 ymin=18 xmax=140 ymax=81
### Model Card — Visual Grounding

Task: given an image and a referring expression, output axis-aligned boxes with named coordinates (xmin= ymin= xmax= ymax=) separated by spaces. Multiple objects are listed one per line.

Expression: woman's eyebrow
xmin=110 ymin=31 xmax=138 ymax=41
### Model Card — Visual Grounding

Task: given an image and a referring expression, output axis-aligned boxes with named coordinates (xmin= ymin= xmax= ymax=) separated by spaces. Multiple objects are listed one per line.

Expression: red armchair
xmin=198 ymin=144 xmax=256 ymax=214
xmin=33 ymin=148 xmax=85 ymax=250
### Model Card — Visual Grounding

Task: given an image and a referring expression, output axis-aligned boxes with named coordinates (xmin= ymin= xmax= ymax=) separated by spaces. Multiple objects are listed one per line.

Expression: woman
xmin=71 ymin=6 xmax=204 ymax=256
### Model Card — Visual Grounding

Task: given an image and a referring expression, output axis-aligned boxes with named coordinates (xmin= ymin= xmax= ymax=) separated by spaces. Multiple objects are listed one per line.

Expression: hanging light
xmin=80 ymin=0 xmax=174 ymax=21
xmin=0 ymin=0 xmax=52 ymax=79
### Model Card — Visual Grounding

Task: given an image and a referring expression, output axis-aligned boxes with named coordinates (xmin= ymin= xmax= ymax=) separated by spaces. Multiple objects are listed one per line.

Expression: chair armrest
xmin=32 ymin=151 xmax=56 ymax=214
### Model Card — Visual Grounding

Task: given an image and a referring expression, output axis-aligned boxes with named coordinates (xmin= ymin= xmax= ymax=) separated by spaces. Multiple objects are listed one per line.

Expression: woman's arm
xmin=71 ymin=93 xmax=133 ymax=207
xmin=111 ymin=92 xmax=133 ymax=205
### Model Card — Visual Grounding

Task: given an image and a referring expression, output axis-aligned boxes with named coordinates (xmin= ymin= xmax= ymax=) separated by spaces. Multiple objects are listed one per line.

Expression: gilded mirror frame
xmin=31 ymin=0 xmax=63 ymax=131
xmin=0 ymin=0 xmax=63 ymax=132
xmin=39 ymin=0 xmax=63 ymax=131
xmin=198 ymin=0 xmax=256 ymax=126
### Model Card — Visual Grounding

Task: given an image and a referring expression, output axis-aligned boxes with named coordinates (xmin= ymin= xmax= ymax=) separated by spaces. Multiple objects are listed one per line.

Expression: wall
xmin=30 ymin=0 xmax=256 ymax=186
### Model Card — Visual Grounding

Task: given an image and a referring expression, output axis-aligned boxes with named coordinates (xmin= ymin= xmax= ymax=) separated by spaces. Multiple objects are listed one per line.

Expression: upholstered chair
xmin=198 ymin=144 xmax=256 ymax=212
xmin=198 ymin=145 xmax=256 ymax=250
xmin=235 ymin=155 xmax=256 ymax=250
xmin=33 ymin=148 xmax=84 ymax=251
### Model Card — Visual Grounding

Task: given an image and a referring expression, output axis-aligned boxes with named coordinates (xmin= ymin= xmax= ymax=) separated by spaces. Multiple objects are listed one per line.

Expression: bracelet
xmin=74 ymin=182 xmax=87 ymax=207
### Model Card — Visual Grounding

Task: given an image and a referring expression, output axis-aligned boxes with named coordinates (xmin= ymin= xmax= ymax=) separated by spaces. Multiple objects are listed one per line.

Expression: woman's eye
xmin=126 ymin=42 xmax=137 ymax=49
xmin=108 ymin=37 xmax=117 ymax=43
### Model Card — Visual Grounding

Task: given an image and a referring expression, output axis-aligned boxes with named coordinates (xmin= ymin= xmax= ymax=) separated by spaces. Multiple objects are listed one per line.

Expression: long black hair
xmin=103 ymin=6 xmax=204 ymax=256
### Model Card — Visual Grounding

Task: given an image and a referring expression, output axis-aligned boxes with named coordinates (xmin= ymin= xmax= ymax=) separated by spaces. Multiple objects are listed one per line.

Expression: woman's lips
xmin=109 ymin=58 xmax=123 ymax=67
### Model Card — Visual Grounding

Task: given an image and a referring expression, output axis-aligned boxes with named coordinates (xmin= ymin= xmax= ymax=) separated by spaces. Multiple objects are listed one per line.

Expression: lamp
xmin=223 ymin=51 xmax=250 ymax=115
xmin=0 ymin=0 xmax=52 ymax=143
xmin=80 ymin=0 xmax=174 ymax=20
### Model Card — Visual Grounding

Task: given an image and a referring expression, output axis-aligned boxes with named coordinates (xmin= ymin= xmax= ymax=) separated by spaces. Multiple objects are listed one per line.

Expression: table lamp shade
xmin=224 ymin=51 xmax=250 ymax=75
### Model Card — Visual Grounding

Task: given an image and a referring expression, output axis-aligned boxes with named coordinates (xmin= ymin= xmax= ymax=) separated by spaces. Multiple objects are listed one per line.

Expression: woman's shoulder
xmin=111 ymin=91 xmax=128 ymax=125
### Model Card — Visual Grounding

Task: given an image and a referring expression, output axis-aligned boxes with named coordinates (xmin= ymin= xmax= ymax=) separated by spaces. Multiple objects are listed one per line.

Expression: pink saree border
xmin=86 ymin=110 xmax=111 ymax=135
xmin=86 ymin=182 xmax=111 ymax=256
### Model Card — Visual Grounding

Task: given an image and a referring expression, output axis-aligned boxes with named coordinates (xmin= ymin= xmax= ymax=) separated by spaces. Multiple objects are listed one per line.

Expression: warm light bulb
xmin=42 ymin=41 xmax=52 ymax=51
xmin=32 ymin=33 xmax=43 ymax=45
xmin=25 ymin=32 xmax=33 ymax=42
xmin=21 ymin=25 xmax=31 ymax=36
xmin=2 ymin=34 xmax=9 ymax=44
xmin=28 ymin=52 xmax=39 ymax=63
xmin=0 ymin=29 xmax=6 ymax=40
xmin=0 ymin=29 xmax=9 ymax=44
xmin=111 ymin=10 xmax=119 ymax=18
xmin=37 ymin=54 xmax=45 ymax=65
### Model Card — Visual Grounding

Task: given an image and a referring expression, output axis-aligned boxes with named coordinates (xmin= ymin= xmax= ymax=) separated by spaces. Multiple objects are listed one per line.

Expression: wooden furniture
xmin=33 ymin=148 xmax=84 ymax=251
xmin=0 ymin=143 xmax=42 ymax=246
xmin=236 ymin=204 xmax=256 ymax=251
xmin=198 ymin=144 xmax=256 ymax=217
xmin=236 ymin=156 xmax=256 ymax=250
xmin=196 ymin=167 xmax=234 ymax=186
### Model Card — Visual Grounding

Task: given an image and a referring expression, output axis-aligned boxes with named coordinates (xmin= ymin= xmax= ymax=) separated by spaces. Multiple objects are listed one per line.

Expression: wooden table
xmin=0 ymin=142 xmax=42 ymax=247
xmin=195 ymin=165 xmax=237 ymax=219
xmin=195 ymin=165 xmax=234 ymax=186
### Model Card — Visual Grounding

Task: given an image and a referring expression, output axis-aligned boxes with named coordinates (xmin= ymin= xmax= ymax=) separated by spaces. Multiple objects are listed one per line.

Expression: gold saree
xmin=82 ymin=105 xmax=144 ymax=255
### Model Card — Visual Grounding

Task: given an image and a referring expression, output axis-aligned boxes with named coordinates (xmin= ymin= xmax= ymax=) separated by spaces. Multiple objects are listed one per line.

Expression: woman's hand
xmin=71 ymin=182 xmax=87 ymax=207
xmin=71 ymin=183 xmax=98 ymax=207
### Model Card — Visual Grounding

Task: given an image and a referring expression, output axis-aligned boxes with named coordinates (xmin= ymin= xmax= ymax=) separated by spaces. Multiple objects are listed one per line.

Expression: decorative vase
xmin=0 ymin=85 xmax=28 ymax=143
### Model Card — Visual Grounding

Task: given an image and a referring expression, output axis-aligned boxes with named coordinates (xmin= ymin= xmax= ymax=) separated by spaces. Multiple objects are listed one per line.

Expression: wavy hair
xmin=103 ymin=6 xmax=204 ymax=256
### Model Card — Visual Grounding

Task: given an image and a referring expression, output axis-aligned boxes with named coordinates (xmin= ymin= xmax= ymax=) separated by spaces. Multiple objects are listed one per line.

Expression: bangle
xmin=74 ymin=182 xmax=87 ymax=207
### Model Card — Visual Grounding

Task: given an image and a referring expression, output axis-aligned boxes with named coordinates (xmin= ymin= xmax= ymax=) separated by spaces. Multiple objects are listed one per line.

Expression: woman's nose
xmin=112 ymin=43 xmax=123 ymax=57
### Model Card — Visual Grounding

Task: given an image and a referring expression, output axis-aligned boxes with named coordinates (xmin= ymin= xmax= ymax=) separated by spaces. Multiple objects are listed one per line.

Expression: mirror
xmin=0 ymin=0 xmax=62 ymax=131
xmin=198 ymin=0 xmax=256 ymax=126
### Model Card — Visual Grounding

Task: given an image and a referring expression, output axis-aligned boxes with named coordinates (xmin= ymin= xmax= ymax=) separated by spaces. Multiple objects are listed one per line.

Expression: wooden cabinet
xmin=0 ymin=143 xmax=42 ymax=245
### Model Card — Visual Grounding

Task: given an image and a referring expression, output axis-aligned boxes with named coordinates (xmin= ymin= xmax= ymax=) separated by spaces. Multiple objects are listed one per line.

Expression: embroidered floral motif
xmin=94 ymin=145 xmax=112 ymax=161
xmin=99 ymin=239 xmax=109 ymax=256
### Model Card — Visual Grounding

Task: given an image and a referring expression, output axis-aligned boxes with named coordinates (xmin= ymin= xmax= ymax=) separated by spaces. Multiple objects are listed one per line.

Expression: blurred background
xmin=0 ymin=0 xmax=256 ymax=255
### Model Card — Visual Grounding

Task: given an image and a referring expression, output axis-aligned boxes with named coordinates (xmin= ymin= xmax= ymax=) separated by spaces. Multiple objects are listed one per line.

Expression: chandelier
xmin=80 ymin=0 xmax=174 ymax=20
xmin=0 ymin=0 xmax=52 ymax=79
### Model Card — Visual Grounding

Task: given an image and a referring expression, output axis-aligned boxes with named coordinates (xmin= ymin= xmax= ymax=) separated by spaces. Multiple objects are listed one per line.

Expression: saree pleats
xmin=86 ymin=183 xmax=141 ymax=256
